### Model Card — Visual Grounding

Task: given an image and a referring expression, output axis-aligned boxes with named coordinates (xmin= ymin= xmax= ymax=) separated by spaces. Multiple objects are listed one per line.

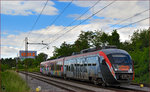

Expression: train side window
xmin=84 ymin=64 xmax=87 ymax=66
xmin=88 ymin=64 xmax=91 ymax=66
xmin=92 ymin=63 xmax=96 ymax=66
xmin=87 ymin=57 xmax=92 ymax=66
xmin=92 ymin=56 xmax=97 ymax=66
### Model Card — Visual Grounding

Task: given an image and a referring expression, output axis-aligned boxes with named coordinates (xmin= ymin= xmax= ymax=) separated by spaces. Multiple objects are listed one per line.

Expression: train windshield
xmin=107 ymin=54 xmax=131 ymax=64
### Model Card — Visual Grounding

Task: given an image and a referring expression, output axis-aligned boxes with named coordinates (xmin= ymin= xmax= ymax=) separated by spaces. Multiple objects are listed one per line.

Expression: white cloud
xmin=72 ymin=1 xmax=100 ymax=8
xmin=1 ymin=1 xmax=58 ymax=15
xmin=1 ymin=46 xmax=19 ymax=58
xmin=72 ymin=0 xmax=149 ymax=29
xmin=68 ymin=14 xmax=92 ymax=20
xmin=2 ymin=22 xmax=149 ymax=58
xmin=72 ymin=1 xmax=149 ymax=18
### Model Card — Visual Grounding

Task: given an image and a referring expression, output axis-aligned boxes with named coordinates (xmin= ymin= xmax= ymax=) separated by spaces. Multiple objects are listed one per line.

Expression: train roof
xmin=40 ymin=48 xmax=130 ymax=64
xmin=40 ymin=57 xmax=64 ymax=64
xmin=101 ymin=49 xmax=129 ymax=55
xmin=65 ymin=50 xmax=100 ymax=60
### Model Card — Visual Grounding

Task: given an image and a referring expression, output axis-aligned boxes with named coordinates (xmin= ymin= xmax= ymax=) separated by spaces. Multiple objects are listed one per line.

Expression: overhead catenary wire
xmin=116 ymin=17 xmax=150 ymax=30
xmin=103 ymin=8 xmax=150 ymax=31
xmin=27 ymin=0 xmax=49 ymax=38
xmin=38 ymin=0 xmax=116 ymax=51
xmin=42 ymin=0 xmax=101 ymax=42
xmin=33 ymin=0 xmax=73 ymax=43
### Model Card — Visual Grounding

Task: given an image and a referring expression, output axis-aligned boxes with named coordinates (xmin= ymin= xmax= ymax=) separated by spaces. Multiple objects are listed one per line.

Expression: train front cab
xmin=99 ymin=49 xmax=134 ymax=86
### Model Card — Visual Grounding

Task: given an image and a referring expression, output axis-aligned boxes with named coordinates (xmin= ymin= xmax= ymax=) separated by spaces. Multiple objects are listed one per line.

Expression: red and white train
xmin=40 ymin=47 xmax=134 ymax=86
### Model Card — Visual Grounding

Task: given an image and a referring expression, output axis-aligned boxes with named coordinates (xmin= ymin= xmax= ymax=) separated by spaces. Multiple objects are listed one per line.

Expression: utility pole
xmin=25 ymin=37 xmax=28 ymax=83
xmin=24 ymin=37 xmax=48 ymax=83
xmin=15 ymin=54 xmax=18 ymax=72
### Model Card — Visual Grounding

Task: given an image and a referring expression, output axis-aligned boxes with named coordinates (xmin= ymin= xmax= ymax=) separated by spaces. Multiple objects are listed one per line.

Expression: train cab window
xmin=107 ymin=54 xmax=131 ymax=64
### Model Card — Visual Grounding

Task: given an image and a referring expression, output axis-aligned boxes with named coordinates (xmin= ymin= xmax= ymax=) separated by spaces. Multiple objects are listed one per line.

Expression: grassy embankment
xmin=1 ymin=70 xmax=30 ymax=92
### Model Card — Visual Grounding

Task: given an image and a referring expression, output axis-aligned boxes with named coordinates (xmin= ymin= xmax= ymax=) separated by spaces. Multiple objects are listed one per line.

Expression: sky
xmin=1 ymin=0 xmax=149 ymax=58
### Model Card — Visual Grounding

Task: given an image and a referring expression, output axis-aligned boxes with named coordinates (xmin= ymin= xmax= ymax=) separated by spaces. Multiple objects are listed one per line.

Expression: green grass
xmin=1 ymin=70 xmax=30 ymax=92
xmin=18 ymin=67 xmax=40 ymax=72
xmin=28 ymin=67 xmax=40 ymax=72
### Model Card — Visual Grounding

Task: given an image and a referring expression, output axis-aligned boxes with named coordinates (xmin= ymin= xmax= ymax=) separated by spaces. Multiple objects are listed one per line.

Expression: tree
xmin=131 ymin=29 xmax=149 ymax=50
xmin=53 ymin=42 xmax=74 ymax=58
xmin=73 ymin=31 xmax=94 ymax=52
xmin=108 ymin=30 xmax=120 ymax=48
xmin=100 ymin=32 xmax=109 ymax=44
xmin=35 ymin=53 xmax=48 ymax=65
xmin=23 ymin=58 xmax=35 ymax=68
xmin=90 ymin=30 xmax=103 ymax=48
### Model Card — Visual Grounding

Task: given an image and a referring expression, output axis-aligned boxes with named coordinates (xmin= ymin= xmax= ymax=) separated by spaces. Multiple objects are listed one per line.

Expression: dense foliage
xmin=1 ymin=53 xmax=48 ymax=72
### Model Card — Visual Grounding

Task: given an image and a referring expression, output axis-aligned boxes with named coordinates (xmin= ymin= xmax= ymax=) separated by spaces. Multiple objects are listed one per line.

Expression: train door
xmin=74 ymin=59 xmax=77 ymax=79
xmin=92 ymin=56 xmax=98 ymax=78
xmin=82 ymin=57 xmax=88 ymax=80
xmin=76 ymin=58 xmax=79 ymax=79
xmin=63 ymin=60 xmax=67 ymax=77
xmin=87 ymin=57 xmax=92 ymax=79
xmin=87 ymin=56 xmax=97 ymax=80
xmin=80 ymin=58 xmax=84 ymax=79
xmin=70 ymin=60 xmax=74 ymax=78
xmin=72 ymin=59 xmax=76 ymax=79
xmin=66 ymin=60 xmax=70 ymax=77
xmin=76 ymin=58 xmax=80 ymax=79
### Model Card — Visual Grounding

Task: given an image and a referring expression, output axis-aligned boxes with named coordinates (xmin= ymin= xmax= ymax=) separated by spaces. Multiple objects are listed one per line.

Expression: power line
xmin=116 ymin=17 xmax=149 ymax=30
xmin=43 ymin=0 xmax=101 ymax=42
xmin=27 ymin=0 xmax=49 ymax=38
xmin=103 ymin=8 xmax=150 ymax=30
xmin=33 ymin=0 xmax=73 ymax=42
xmin=38 ymin=0 xmax=116 ymax=51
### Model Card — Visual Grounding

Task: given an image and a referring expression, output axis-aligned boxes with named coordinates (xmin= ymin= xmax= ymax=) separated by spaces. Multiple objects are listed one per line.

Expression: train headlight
xmin=128 ymin=68 xmax=132 ymax=73
xmin=114 ymin=68 xmax=118 ymax=71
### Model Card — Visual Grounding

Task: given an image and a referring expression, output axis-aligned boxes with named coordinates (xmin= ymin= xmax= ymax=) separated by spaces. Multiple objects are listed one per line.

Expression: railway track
xmin=19 ymin=71 xmax=148 ymax=92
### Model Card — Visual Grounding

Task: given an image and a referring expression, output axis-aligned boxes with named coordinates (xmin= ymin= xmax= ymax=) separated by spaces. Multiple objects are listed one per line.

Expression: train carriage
xmin=40 ymin=46 xmax=134 ymax=86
